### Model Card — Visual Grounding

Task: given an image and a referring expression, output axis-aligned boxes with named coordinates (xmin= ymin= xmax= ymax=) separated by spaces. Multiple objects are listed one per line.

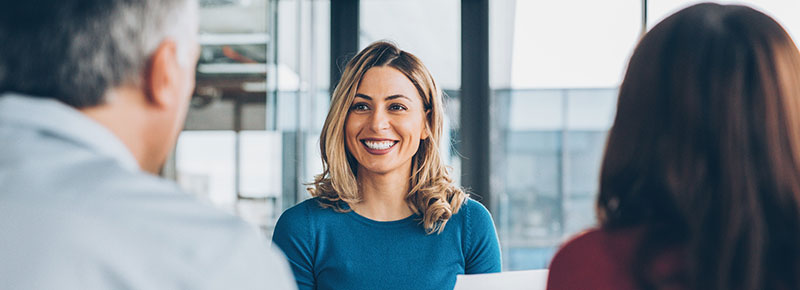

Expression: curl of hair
xmin=309 ymin=41 xmax=467 ymax=234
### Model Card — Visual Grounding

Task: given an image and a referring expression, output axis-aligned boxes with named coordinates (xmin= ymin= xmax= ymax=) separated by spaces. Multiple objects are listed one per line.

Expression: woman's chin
xmin=357 ymin=162 xmax=407 ymax=176
xmin=359 ymin=166 xmax=396 ymax=176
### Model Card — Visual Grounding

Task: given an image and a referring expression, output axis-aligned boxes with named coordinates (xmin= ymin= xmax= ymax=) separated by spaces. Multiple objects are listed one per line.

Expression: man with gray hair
xmin=0 ymin=1 xmax=296 ymax=289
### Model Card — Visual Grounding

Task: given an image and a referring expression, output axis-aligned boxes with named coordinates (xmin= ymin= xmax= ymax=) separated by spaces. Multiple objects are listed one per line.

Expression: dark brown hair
xmin=597 ymin=3 xmax=800 ymax=290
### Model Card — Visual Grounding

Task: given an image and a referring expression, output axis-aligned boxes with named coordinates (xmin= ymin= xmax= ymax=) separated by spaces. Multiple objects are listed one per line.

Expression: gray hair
xmin=0 ymin=0 xmax=198 ymax=108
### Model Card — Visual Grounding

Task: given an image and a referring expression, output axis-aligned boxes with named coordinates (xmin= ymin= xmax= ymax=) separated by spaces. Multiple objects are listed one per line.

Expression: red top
xmin=547 ymin=227 xmax=683 ymax=290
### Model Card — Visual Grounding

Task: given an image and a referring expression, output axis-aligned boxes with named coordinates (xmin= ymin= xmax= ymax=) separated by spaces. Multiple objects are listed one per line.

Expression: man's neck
xmin=79 ymin=88 xmax=155 ymax=173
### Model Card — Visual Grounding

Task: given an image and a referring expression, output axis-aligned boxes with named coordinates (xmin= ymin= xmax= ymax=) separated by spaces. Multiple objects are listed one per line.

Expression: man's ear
xmin=144 ymin=39 xmax=181 ymax=109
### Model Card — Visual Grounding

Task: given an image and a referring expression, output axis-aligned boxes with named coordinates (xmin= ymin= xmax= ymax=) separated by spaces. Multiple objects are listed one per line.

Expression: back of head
xmin=0 ymin=0 xmax=196 ymax=108
xmin=598 ymin=3 xmax=800 ymax=289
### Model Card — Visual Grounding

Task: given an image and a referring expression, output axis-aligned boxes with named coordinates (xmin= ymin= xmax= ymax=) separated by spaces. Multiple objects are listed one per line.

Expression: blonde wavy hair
xmin=310 ymin=41 xmax=467 ymax=234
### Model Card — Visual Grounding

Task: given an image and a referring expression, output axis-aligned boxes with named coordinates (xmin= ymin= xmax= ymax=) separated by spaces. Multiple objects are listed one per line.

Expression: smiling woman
xmin=271 ymin=41 xmax=502 ymax=290
xmin=345 ymin=67 xmax=429 ymax=180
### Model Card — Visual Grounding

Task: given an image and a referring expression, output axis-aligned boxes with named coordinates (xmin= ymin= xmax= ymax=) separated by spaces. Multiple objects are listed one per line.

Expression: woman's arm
xmin=464 ymin=199 xmax=502 ymax=274
xmin=272 ymin=203 xmax=316 ymax=290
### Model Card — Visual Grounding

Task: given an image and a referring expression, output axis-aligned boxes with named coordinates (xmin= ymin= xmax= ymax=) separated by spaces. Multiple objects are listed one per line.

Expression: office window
xmin=490 ymin=0 xmax=641 ymax=270
xmin=176 ymin=131 xmax=237 ymax=208
xmin=170 ymin=0 xmax=330 ymax=233
xmin=272 ymin=0 xmax=331 ymax=210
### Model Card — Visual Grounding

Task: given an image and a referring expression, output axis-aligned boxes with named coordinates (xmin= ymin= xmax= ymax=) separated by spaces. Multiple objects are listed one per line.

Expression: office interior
xmin=164 ymin=0 xmax=800 ymax=271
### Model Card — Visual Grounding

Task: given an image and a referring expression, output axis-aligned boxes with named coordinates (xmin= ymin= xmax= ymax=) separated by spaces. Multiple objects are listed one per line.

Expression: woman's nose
xmin=368 ymin=109 xmax=391 ymax=132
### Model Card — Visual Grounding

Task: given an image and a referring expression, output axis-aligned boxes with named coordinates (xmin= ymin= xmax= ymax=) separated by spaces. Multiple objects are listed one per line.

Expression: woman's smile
xmin=361 ymin=138 xmax=399 ymax=155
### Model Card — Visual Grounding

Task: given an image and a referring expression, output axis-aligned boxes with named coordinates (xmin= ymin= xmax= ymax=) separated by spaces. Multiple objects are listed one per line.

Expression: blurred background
xmin=163 ymin=0 xmax=800 ymax=271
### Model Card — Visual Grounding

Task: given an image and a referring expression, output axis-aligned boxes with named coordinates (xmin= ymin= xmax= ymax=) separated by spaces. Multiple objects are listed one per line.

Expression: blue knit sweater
xmin=272 ymin=197 xmax=502 ymax=290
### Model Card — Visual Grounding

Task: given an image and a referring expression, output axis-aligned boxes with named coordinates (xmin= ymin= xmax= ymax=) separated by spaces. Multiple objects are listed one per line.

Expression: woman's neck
xmin=350 ymin=166 xmax=414 ymax=221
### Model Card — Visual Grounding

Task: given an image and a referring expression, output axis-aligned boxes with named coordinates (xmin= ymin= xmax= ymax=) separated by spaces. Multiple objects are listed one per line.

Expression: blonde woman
xmin=272 ymin=41 xmax=501 ymax=290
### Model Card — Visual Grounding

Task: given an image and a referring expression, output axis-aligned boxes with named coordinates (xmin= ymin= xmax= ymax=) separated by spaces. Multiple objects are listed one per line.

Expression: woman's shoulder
xmin=454 ymin=197 xmax=502 ymax=273
xmin=462 ymin=196 xmax=489 ymax=211
xmin=448 ymin=197 xmax=496 ymax=237
xmin=274 ymin=197 xmax=342 ymax=229
xmin=551 ymin=227 xmax=642 ymax=262
xmin=550 ymin=229 xmax=615 ymax=263
xmin=455 ymin=197 xmax=493 ymax=223
xmin=273 ymin=197 xmax=351 ymax=249
xmin=547 ymin=227 xmax=643 ymax=290
xmin=280 ymin=196 xmax=341 ymax=217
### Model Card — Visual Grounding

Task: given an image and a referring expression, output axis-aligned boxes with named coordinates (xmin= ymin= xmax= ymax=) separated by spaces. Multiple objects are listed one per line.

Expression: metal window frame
xmin=460 ymin=0 xmax=492 ymax=211
xmin=330 ymin=0 xmax=359 ymax=95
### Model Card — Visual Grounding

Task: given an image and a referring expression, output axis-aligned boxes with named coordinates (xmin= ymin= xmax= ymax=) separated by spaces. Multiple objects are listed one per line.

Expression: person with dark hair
xmin=547 ymin=3 xmax=800 ymax=290
xmin=0 ymin=1 xmax=295 ymax=289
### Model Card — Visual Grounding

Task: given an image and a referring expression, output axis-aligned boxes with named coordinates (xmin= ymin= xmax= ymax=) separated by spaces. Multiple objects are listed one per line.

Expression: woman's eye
xmin=389 ymin=104 xmax=408 ymax=111
xmin=351 ymin=103 xmax=369 ymax=111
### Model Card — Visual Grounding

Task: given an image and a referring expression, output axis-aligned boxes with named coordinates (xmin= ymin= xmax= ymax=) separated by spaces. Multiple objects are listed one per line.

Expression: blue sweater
xmin=272 ymin=197 xmax=502 ymax=290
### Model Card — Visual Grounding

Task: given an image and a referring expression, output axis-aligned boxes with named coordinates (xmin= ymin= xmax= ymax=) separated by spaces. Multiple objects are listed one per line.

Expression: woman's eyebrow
xmin=386 ymin=94 xmax=411 ymax=101
xmin=355 ymin=94 xmax=411 ymax=101
xmin=355 ymin=93 xmax=372 ymax=100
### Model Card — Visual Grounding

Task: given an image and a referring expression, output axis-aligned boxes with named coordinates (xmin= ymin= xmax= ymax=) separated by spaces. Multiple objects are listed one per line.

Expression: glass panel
xmin=176 ymin=131 xmax=237 ymax=209
xmin=179 ymin=0 xmax=274 ymax=228
xmin=360 ymin=0 xmax=461 ymax=89
xmin=491 ymin=0 xmax=640 ymax=270
xmin=274 ymin=0 xmax=331 ymax=208
xmin=505 ymin=1 xmax=641 ymax=89
xmin=171 ymin=0 xmax=330 ymax=233
xmin=237 ymin=131 xmax=282 ymax=226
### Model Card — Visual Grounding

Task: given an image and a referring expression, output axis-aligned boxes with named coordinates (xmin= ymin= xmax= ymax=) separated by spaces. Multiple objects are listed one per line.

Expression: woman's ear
xmin=421 ymin=109 xmax=431 ymax=140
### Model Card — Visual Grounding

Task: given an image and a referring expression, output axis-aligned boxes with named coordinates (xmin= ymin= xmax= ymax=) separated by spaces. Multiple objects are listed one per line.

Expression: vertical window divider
xmin=460 ymin=0 xmax=492 ymax=211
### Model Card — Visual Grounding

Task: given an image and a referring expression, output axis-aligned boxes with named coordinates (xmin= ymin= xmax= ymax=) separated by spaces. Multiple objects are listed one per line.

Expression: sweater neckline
xmin=341 ymin=202 xmax=420 ymax=228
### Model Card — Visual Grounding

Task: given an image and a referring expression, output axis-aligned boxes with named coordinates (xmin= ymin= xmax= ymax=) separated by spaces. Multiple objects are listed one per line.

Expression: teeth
xmin=364 ymin=140 xmax=395 ymax=150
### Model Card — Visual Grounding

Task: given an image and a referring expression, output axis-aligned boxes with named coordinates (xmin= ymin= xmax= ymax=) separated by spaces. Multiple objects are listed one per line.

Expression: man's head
xmin=0 ymin=0 xmax=200 ymax=173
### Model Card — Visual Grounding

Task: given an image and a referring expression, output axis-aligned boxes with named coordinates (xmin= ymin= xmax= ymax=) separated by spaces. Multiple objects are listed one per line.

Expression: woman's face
xmin=345 ymin=66 xmax=429 ymax=177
